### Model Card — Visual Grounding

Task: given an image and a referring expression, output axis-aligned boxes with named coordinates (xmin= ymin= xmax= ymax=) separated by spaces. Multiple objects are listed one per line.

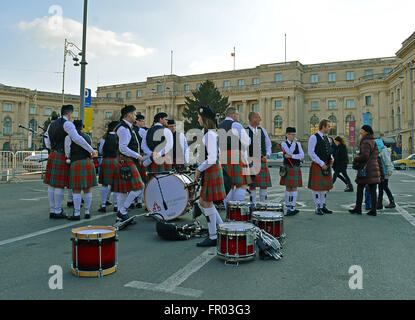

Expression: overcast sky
xmin=1 ymin=0 xmax=415 ymax=96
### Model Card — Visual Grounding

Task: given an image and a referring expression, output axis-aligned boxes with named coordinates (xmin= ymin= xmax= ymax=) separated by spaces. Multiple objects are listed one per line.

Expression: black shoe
xmin=49 ymin=212 xmax=55 ymax=219
xmin=344 ymin=184 xmax=354 ymax=192
xmin=377 ymin=202 xmax=384 ymax=210
xmin=67 ymin=215 xmax=81 ymax=221
xmin=349 ymin=208 xmax=362 ymax=215
xmin=197 ymin=238 xmax=217 ymax=247
xmin=136 ymin=203 xmax=142 ymax=209
xmin=105 ymin=201 xmax=112 ymax=206
xmin=113 ymin=206 xmax=118 ymax=213
xmin=67 ymin=202 xmax=74 ymax=208
xmin=286 ymin=209 xmax=298 ymax=216
xmin=385 ymin=201 xmax=396 ymax=209
xmin=315 ymin=208 xmax=324 ymax=215
xmin=52 ymin=210 xmax=67 ymax=219
xmin=367 ymin=210 xmax=377 ymax=216
xmin=321 ymin=206 xmax=333 ymax=214
xmin=98 ymin=207 xmax=106 ymax=213
xmin=129 ymin=204 xmax=135 ymax=210
xmin=116 ymin=212 xmax=136 ymax=225
xmin=84 ymin=214 xmax=90 ymax=220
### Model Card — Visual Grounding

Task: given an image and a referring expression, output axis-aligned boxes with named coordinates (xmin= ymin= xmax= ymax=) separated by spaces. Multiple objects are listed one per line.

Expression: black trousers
xmin=355 ymin=183 xmax=377 ymax=212
xmin=333 ymin=168 xmax=352 ymax=185
xmin=378 ymin=179 xmax=394 ymax=202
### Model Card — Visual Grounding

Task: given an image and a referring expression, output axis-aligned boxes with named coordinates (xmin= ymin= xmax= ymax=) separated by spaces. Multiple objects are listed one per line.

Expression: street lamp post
xmin=79 ymin=0 xmax=88 ymax=123
xmin=410 ymin=61 xmax=415 ymax=155
xmin=61 ymin=39 xmax=82 ymax=105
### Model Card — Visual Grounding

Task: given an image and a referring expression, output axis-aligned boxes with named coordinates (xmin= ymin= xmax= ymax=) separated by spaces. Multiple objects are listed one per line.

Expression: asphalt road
xmin=0 ymin=167 xmax=414 ymax=300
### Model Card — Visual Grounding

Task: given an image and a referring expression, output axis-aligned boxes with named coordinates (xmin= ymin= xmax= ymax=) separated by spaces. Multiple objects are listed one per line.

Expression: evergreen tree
xmin=182 ymin=80 xmax=230 ymax=132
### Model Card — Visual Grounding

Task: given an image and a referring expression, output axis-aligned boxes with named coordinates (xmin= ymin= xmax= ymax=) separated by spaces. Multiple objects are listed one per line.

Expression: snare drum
xmin=217 ymin=222 xmax=256 ymax=264
xmin=226 ymin=201 xmax=253 ymax=222
xmin=254 ymin=202 xmax=284 ymax=214
xmin=71 ymin=226 xmax=118 ymax=278
xmin=252 ymin=211 xmax=285 ymax=240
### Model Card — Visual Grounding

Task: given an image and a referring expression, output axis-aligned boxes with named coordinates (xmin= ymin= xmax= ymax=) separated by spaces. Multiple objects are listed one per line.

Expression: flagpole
xmin=233 ymin=46 xmax=236 ymax=71
xmin=285 ymin=33 xmax=287 ymax=64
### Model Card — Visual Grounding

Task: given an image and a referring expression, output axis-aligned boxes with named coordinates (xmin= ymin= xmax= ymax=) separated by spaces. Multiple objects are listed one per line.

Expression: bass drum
xmin=144 ymin=173 xmax=196 ymax=221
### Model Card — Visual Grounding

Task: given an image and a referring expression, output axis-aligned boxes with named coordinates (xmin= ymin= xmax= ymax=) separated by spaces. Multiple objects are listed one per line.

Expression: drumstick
xmin=281 ymin=147 xmax=294 ymax=168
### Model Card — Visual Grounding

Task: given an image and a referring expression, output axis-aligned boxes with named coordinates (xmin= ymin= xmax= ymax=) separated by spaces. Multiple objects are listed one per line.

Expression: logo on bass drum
xmin=153 ymin=202 xmax=162 ymax=213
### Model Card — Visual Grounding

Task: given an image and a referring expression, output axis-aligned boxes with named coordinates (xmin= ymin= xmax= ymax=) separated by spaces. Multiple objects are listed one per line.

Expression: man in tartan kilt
xmin=65 ymin=120 xmax=98 ymax=220
xmin=142 ymin=112 xmax=174 ymax=178
xmin=194 ymin=106 xmax=226 ymax=247
xmin=112 ymin=105 xmax=144 ymax=225
xmin=44 ymin=105 xmax=96 ymax=219
xmin=246 ymin=112 xmax=272 ymax=205
xmin=132 ymin=114 xmax=148 ymax=209
xmin=218 ymin=107 xmax=252 ymax=209
xmin=98 ymin=121 xmax=119 ymax=213
xmin=307 ymin=119 xmax=334 ymax=215
xmin=280 ymin=127 xmax=305 ymax=216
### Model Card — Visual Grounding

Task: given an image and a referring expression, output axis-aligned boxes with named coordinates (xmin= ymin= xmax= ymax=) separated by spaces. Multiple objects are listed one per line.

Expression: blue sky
xmin=1 ymin=0 xmax=415 ymax=96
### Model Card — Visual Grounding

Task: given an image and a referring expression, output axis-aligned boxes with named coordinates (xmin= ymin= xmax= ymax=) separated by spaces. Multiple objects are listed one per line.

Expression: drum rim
xmin=252 ymin=211 xmax=284 ymax=220
xmin=71 ymin=265 xmax=117 ymax=278
xmin=143 ymin=173 xmax=192 ymax=221
xmin=72 ymin=226 xmax=116 ymax=240
xmin=218 ymin=222 xmax=256 ymax=233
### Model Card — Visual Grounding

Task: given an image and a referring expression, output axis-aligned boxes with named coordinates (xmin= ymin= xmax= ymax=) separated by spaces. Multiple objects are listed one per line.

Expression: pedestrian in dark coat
xmin=349 ymin=125 xmax=382 ymax=216
xmin=332 ymin=136 xmax=353 ymax=192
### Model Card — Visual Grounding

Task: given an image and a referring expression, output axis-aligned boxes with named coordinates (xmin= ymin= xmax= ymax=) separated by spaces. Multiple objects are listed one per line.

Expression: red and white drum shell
xmin=254 ymin=202 xmax=285 ymax=214
xmin=71 ymin=226 xmax=118 ymax=278
xmin=217 ymin=222 xmax=256 ymax=263
xmin=252 ymin=211 xmax=285 ymax=240
xmin=226 ymin=201 xmax=253 ymax=222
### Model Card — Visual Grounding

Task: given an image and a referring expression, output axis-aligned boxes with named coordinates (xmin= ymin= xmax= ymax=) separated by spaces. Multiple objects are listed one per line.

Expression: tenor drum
xmin=217 ymin=222 xmax=256 ymax=263
xmin=144 ymin=173 xmax=196 ymax=221
xmin=251 ymin=211 xmax=285 ymax=240
xmin=226 ymin=201 xmax=253 ymax=222
xmin=71 ymin=226 xmax=118 ymax=278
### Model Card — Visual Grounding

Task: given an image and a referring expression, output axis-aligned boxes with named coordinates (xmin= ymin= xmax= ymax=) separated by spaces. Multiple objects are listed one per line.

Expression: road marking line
xmin=395 ymin=204 xmax=415 ymax=228
xmin=0 ymin=212 xmax=114 ymax=247
xmin=396 ymin=171 xmax=415 ymax=179
xmin=125 ymin=247 xmax=216 ymax=298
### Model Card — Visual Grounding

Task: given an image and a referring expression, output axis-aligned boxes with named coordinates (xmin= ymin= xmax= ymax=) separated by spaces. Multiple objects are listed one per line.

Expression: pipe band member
xmin=167 ymin=119 xmax=189 ymax=172
xmin=280 ymin=127 xmax=304 ymax=216
xmin=307 ymin=119 xmax=334 ymax=215
xmin=195 ymin=106 xmax=226 ymax=247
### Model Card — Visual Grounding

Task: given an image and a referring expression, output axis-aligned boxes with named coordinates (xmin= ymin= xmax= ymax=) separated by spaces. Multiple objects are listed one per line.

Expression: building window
xmin=328 ymin=73 xmax=336 ymax=82
xmin=397 ymin=89 xmax=401 ymax=100
xmin=3 ymin=103 xmax=12 ymax=112
xmin=137 ymin=90 xmax=142 ymax=97
xmin=328 ymin=115 xmax=337 ymax=136
xmin=156 ymin=107 xmax=162 ymax=114
xmin=45 ymin=108 xmax=52 ymax=116
xmin=29 ymin=106 xmax=37 ymax=115
xmin=275 ymin=73 xmax=282 ymax=82
xmin=310 ymin=101 xmax=319 ymax=111
xmin=29 ymin=119 xmax=37 ymax=131
xmin=238 ymin=79 xmax=245 ymax=86
xmin=391 ymin=92 xmax=394 ymax=103
xmin=346 ymin=71 xmax=354 ymax=81
xmin=224 ymin=80 xmax=231 ymax=87
xmin=346 ymin=99 xmax=355 ymax=109
xmin=126 ymin=91 xmax=131 ymax=98
xmin=157 ymin=85 xmax=163 ymax=92
xmin=106 ymin=93 xmax=112 ymax=99
xmin=3 ymin=117 xmax=12 ymax=135
xmin=345 ymin=114 xmax=355 ymax=135
xmin=365 ymin=69 xmax=374 ymax=76
xmin=392 ymin=110 xmax=395 ymax=130
xmin=310 ymin=74 xmax=319 ymax=83
xmin=398 ymin=107 xmax=401 ymax=129
xmin=184 ymin=84 xmax=190 ymax=91
xmin=196 ymin=83 xmax=202 ymax=90
xmin=105 ymin=112 xmax=113 ymax=119
xmin=384 ymin=68 xmax=392 ymax=74
xmin=365 ymin=96 xmax=372 ymax=106
xmin=116 ymin=92 xmax=121 ymax=99
xmin=274 ymin=100 xmax=283 ymax=109
xmin=274 ymin=115 xmax=283 ymax=136
xmin=310 ymin=116 xmax=319 ymax=135
xmin=237 ymin=104 xmax=243 ymax=114
xmin=252 ymin=78 xmax=260 ymax=85
xmin=252 ymin=104 xmax=259 ymax=112
xmin=328 ymin=100 xmax=337 ymax=110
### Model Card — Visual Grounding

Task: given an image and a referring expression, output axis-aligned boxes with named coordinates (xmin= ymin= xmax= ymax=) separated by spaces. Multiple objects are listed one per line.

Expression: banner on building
xmin=349 ymin=121 xmax=356 ymax=147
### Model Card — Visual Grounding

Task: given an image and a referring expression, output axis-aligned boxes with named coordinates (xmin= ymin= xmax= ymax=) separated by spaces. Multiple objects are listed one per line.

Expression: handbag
xmin=355 ymin=145 xmax=375 ymax=178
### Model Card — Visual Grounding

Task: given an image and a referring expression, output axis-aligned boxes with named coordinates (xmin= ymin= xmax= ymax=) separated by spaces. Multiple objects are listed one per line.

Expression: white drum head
xmin=77 ymin=229 xmax=113 ymax=235
xmin=144 ymin=174 xmax=191 ymax=221
xmin=219 ymin=222 xmax=256 ymax=232
xmin=252 ymin=211 xmax=283 ymax=220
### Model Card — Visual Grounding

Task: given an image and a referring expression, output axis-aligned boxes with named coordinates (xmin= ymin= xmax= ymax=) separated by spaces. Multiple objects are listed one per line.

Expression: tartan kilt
xmin=43 ymin=152 xmax=70 ymax=188
xmin=69 ymin=158 xmax=98 ymax=190
xmin=99 ymin=157 xmax=118 ymax=186
xmin=138 ymin=162 xmax=148 ymax=183
xmin=308 ymin=162 xmax=333 ymax=191
xmin=111 ymin=155 xmax=144 ymax=193
xmin=280 ymin=165 xmax=303 ymax=188
xmin=200 ymin=163 xmax=226 ymax=202
xmin=220 ymin=150 xmax=252 ymax=187
xmin=147 ymin=157 xmax=173 ymax=176
xmin=250 ymin=160 xmax=272 ymax=188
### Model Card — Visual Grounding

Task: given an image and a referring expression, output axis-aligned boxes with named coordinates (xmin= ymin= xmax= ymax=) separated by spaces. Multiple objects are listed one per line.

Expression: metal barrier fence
xmin=0 ymin=151 xmax=47 ymax=182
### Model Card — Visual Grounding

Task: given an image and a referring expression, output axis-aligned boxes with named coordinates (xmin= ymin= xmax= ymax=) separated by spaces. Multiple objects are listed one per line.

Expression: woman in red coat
xmin=349 ymin=125 xmax=382 ymax=216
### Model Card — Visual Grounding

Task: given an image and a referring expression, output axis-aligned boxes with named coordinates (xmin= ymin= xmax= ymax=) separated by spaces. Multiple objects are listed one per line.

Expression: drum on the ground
xmin=252 ymin=211 xmax=285 ymax=240
xmin=144 ymin=173 xmax=196 ymax=221
xmin=217 ymin=222 xmax=256 ymax=264
xmin=71 ymin=226 xmax=117 ymax=278
xmin=226 ymin=201 xmax=253 ymax=222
